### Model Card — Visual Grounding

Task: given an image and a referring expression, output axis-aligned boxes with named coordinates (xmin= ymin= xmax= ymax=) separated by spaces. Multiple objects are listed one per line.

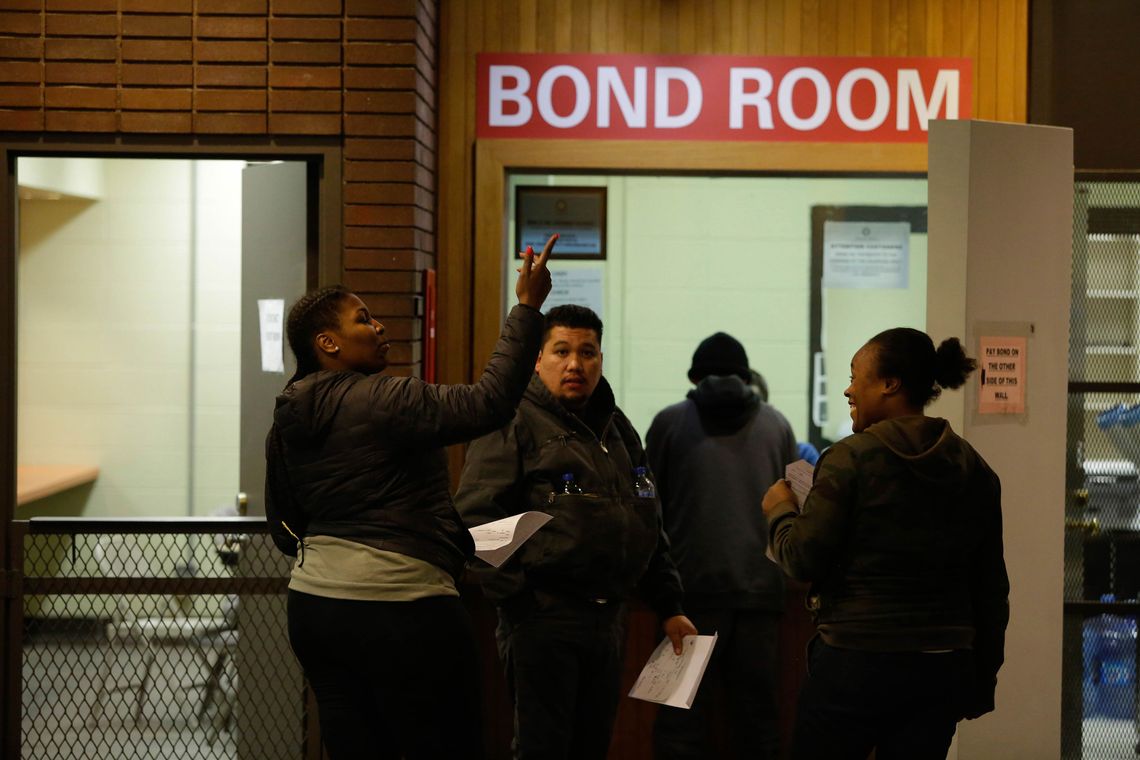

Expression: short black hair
xmin=543 ymin=304 xmax=603 ymax=344
xmin=285 ymin=284 xmax=352 ymax=383
xmin=866 ymin=327 xmax=977 ymax=408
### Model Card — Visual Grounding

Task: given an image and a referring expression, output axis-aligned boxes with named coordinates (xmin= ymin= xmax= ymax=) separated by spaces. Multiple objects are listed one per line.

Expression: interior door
xmin=237 ymin=160 xmax=310 ymax=759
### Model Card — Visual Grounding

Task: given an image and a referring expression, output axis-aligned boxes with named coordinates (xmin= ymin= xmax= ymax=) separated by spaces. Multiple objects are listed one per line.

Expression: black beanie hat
xmin=689 ymin=332 xmax=750 ymax=382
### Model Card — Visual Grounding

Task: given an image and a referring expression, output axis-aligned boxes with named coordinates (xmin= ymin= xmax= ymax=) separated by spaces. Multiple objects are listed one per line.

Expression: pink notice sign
xmin=978 ymin=336 xmax=1027 ymax=415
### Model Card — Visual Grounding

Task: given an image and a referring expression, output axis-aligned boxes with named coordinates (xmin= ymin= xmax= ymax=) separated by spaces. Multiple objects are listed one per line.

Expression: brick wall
xmin=0 ymin=0 xmax=436 ymax=376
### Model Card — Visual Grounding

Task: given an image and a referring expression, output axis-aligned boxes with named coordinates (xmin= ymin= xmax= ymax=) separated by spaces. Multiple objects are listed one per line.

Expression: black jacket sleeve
xmin=768 ymin=442 xmax=856 ymax=581
xmin=370 ymin=304 xmax=543 ymax=447
xmin=964 ymin=466 xmax=1010 ymax=719
xmin=264 ymin=423 xmax=304 ymax=557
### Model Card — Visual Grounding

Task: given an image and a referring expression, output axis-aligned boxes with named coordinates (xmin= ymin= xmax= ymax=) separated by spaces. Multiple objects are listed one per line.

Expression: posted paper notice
xmin=470 ymin=512 xmax=553 ymax=568
xmin=978 ymin=336 xmax=1027 ymax=415
xmin=822 ymin=221 xmax=910 ymax=289
xmin=629 ymin=633 xmax=718 ymax=710
xmin=258 ymin=299 xmax=285 ymax=374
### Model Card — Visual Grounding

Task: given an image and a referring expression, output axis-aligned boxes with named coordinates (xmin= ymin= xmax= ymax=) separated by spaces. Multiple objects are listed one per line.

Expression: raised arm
xmin=373 ymin=234 xmax=557 ymax=447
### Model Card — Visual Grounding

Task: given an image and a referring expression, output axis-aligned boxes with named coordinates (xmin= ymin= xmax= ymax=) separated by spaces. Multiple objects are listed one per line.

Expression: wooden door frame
xmin=471 ymin=138 xmax=929 ymax=365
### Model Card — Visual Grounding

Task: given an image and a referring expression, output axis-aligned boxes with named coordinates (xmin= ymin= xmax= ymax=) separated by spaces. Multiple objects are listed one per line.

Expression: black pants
xmin=653 ymin=608 xmax=781 ymax=760
xmin=496 ymin=591 xmax=627 ymax=760
xmin=792 ymin=639 xmax=973 ymax=760
xmin=287 ymin=590 xmax=484 ymax=760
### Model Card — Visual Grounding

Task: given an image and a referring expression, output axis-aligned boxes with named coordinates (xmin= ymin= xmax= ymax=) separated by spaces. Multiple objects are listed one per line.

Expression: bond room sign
xmin=477 ymin=53 xmax=971 ymax=143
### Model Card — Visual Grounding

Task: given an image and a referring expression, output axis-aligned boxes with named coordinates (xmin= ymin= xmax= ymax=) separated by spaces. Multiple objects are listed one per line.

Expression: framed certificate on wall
xmin=515 ymin=186 xmax=607 ymax=259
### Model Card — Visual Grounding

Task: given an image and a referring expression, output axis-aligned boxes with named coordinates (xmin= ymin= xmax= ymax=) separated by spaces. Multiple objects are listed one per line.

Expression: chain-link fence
xmin=14 ymin=519 xmax=316 ymax=760
xmin=1065 ymin=176 xmax=1140 ymax=759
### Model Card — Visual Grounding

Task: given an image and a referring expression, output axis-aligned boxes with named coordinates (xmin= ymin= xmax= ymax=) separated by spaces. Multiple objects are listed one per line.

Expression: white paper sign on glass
xmin=629 ymin=633 xmax=718 ymax=710
xmin=258 ymin=299 xmax=285 ymax=374
xmin=470 ymin=512 xmax=553 ymax=568
xmin=541 ymin=268 xmax=604 ymax=320
xmin=823 ymin=221 xmax=910 ymax=289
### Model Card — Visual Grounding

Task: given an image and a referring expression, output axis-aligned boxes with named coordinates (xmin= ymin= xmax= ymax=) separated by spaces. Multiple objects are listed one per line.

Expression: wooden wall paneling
xmin=888 ymin=0 xmax=908 ymax=55
xmin=870 ymin=0 xmax=888 ymax=54
xmin=747 ymin=1 xmax=766 ymax=54
xmin=926 ymin=0 xmax=943 ymax=55
xmin=567 ymin=0 xmax=586 ymax=51
xmin=942 ymin=0 xmax=961 ymax=55
xmin=730 ymin=0 xmax=749 ymax=55
xmin=783 ymin=0 xmax=802 ymax=53
xmin=995 ymin=0 xmax=1017 ymax=122
xmin=589 ymin=0 xmax=607 ymax=52
xmin=606 ymin=0 xmax=625 ymax=54
xmin=961 ymin=0 xmax=980 ymax=113
xmin=977 ymin=0 xmax=997 ymax=120
xmin=533 ymin=0 xmax=551 ymax=52
xmin=907 ymin=0 xmax=926 ymax=54
xmin=624 ymin=0 xmax=642 ymax=53
xmin=801 ymin=0 xmax=820 ymax=55
xmin=853 ymin=0 xmax=872 ymax=55
xmin=1012 ymin=0 xmax=1027 ymax=120
xmin=764 ymin=0 xmax=783 ymax=52
xmin=553 ymin=0 xmax=572 ymax=51
xmin=642 ymin=0 xmax=661 ymax=54
xmin=518 ymin=0 xmax=536 ymax=51
xmin=677 ymin=0 xmax=696 ymax=53
xmin=818 ymin=0 xmax=839 ymax=55
xmin=483 ymin=0 xmax=502 ymax=53
xmin=711 ymin=0 xmax=732 ymax=56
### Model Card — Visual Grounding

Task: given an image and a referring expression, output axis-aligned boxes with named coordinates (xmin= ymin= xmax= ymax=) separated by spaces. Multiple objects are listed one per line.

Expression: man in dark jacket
xmin=647 ymin=332 xmax=798 ymax=760
xmin=455 ymin=304 xmax=696 ymax=760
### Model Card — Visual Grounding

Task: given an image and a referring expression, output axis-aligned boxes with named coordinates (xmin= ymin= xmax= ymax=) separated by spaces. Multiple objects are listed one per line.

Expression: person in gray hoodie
xmin=763 ymin=327 xmax=1009 ymax=760
xmin=647 ymin=332 xmax=797 ymax=760
xmin=264 ymin=236 xmax=555 ymax=759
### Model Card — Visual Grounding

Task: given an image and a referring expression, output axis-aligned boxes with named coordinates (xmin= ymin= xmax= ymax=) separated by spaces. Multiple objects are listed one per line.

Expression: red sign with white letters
xmin=476 ymin=54 xmax=972 ymax=143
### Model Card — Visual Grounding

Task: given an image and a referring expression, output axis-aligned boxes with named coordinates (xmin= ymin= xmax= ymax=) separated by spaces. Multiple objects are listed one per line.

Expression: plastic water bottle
xmin=1084 ymin=594 xmax=1137 ymax=719
xmin=561 ymin=472 xmax=583 ymax=495
xmin=633 ymin=466 xmax=656 ymax=498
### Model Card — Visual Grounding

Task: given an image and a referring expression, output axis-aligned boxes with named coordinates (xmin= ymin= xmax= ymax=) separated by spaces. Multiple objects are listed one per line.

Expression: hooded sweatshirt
xmin=646 ymin=375 xmax=798 ymax=610
xmin=767 ymin=416 xmax=1009 ymax=709
xmin=264 ymin=304 xmax=543 ymax=581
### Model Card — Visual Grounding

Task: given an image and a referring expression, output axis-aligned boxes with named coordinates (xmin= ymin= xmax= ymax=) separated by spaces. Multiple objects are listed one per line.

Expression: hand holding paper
xmin=629 ymin=633 xmax=717 ymax=709
xmin=784 ymin=459 xmax=815 ymax=508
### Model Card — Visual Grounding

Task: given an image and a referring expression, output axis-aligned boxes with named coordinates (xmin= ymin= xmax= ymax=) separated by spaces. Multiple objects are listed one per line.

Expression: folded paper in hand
xmin=470 ymin=512 xmax=553 ymax=568
xmin=785 ymin=458 xmax=815 ymax=509
xmin=628 ymin=633 xmax=717 ymax=709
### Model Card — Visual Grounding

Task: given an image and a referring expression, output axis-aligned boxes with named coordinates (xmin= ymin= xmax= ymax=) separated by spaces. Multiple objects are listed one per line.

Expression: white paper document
xmin=785 ymin=459 xmax=816 ymax=509
xmin=258 ymin=299 xmax=285 ymax=374
xmin=628 ymin=633 xmax=718 ymax=709
xmin=470 ymin=512 xmax=553 ymax=568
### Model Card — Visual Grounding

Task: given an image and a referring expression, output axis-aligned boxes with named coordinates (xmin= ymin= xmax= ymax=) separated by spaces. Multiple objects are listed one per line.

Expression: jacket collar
xmin=524 ymin=373 xmax=617 ymax=430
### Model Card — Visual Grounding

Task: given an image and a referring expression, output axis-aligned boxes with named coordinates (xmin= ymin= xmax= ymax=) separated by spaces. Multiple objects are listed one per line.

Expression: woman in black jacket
xmin=265 ymin=236 xmax=555 ymax=759
xmin=763 ymin=327 xmax=1009 ymax=760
